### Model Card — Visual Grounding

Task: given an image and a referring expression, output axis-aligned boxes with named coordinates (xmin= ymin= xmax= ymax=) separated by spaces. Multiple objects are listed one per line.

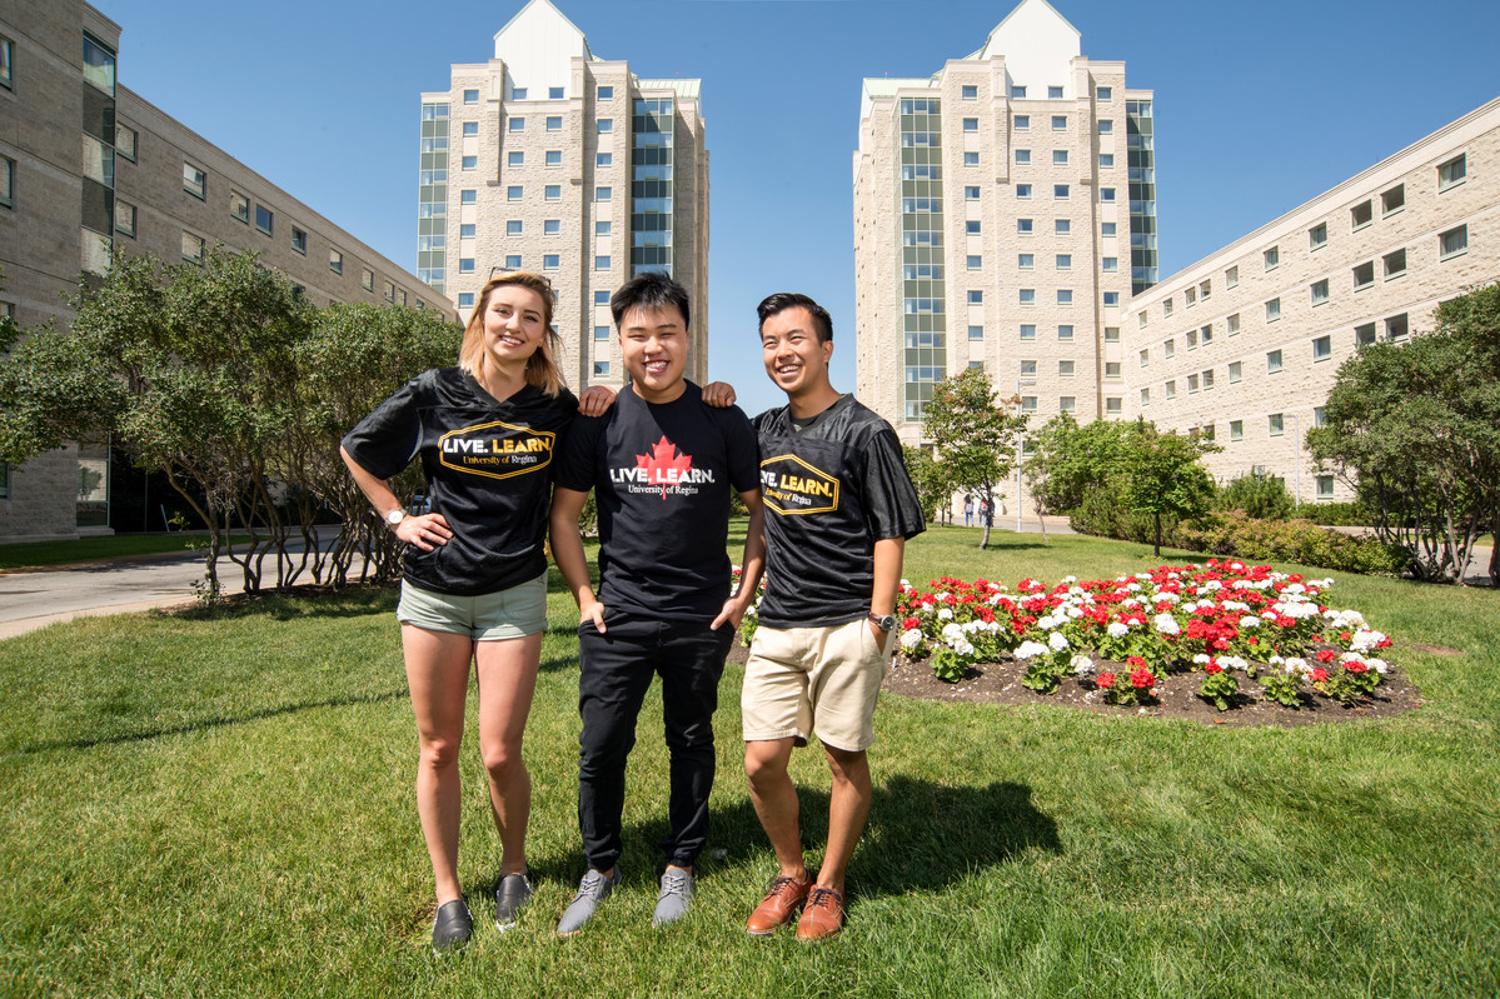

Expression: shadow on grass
xmin=531 ymin=774 xmax=1059 ymax=900
xmin=166 ymin=585 xmax=399 ymax=623
xmin=8 ymin=687 xmax=411 ymax=757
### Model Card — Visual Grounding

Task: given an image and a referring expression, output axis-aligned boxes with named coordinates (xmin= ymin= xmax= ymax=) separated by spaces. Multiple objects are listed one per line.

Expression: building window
xmin=329 ymin=249 xmax=343 ymax=275
xmin=596 ymin=221 xmax=612 ymax=236
xmin=461 ymin=121 xmax=479 ymax=137
xmin=595 ymin=255 xmax=611 ymax=270
xmin=544 ymin=219 xmax=561 ymax=234
xmin=460 ymin=259 xmax=476 ymax=274
xmin=965 ymin=185 xmax=981 ymax=200
xmin=504 ymin=254 xmax=521 ymax=269
xmin=1317 ymin=475 xmax=1335 ymax=501
xmin=594 ymin=325 xmax=611 ymax=341
xmin=547 ymin=116 xmax=562 ymax=132
xmin=1313 ymin=334 xmax=1332 ymax=361
xmin=1225 ymin=265 xmax=1238 ymax=289
xmin=1353 ymin=260 xmax=1375 ymax=290
xmin=1439 ymin=224 xmax=1468 ymax=259
xmin=966 ymin=255 xmax=982 ymax=271
xmin=593 ymin=360 xmax=610 ymax=377
xmin=1165 ymin=380 xmax=1177 ymax=400
xmin=543 ymin=254 xmax=559 ymax=270
xmin=1164 ymin=338 xmax=1175 ymax=359
xmin=1017 ymin=253 xmax=1034 ymax=270
xmin=962 ymin=84 xmax=978 ymax=100
xmin=1311 ymin=278 xmax=1329 ymax=305
xmin=1011 ymin=85 xmax=1027 ymax=99
xmin=1021 ymin=396 xmax=1038 ymax=413
xmin=1059 ymin=360 xmax=1075 ymax=377
xmin=361 ymin=268 xmax=374 ymax=292
xmin=966 ymin=324 xmax=984 ymax=341
xmin=1264 ymin=246 xmax=1279 ymax=271
xmin=1098 ymin=256 xmax=1116 ymax=272
xmin=1314 ymin=406 xmax=1327 ymax=428
xmin=1265 ymin=298 xmax=1281 ymax=322
xmin=507 ymin=185 xmax=523 ymax=201
xmin=457 ymin=155 xmax=475 ymax=171
xmin=1309 ymin=221 xmax=1327 ymax=250
xmin=1097 ymin=86 xmax=1112 ymax=100
xmin=1055 ymin=219 xmax=1071 ymax=234
xmin=291 ymin=227 xmax=307 ymax=255
xmin=1099 ymin=153 xmax=1114 ymax=168
xmin=593 ymin=290 xmax=610 ymax=305
xmin=1438 ymin=153 xmax=1466 ymax=191
xmin=1051 ymin=115 xmax=1066 ymax=131
xmin=597 ymin=119 xmax=613 ymax=133
xmin=1052 ymin=149 xmax=1068 ymax=166
xmin=227 ymin=191 xmax=249 ymax=224
xmin=1100 ymin=187 xmax=1116 ymax=203
xmin=116 ymin=124 xmax=137 ymax=161
xmin=1351 ymin=199 xmax=1373 ymax=230
xmin=1103 ymin=292 xmax=1119 ymax=307
xmin=0 ymin=34 xmax=11 ymax=90
xmin=1230 ymin=420 xmax=1243 ymax=442
xmin=460 ymin=223 xmax=476 ymax=237
xmin=1104 ymin=397 xmax=1122 ymax=416
xmin=965 ymin=220 xmax=981 ymax=234
xmin=1354 ymin=322 xmax=1377 ymax=349
xmin=1101 ymin=222 xmax=1117 ymax=237
xmin=463 ymin=89 xmax=479 ymax=104
xmin=964 ymin=152 xmax=979 ymax=166
xmin=1200 ymin=324 xmax=1213 ymax=346
xmin=596 ymin=152 xmax=613 ymax=168
xmin=1187 ymin=373 xmax=1200 ymax=394
xmin=968 ymin=290 xmax=983 ymax=304
xmin=1048 ymin=86 xmax=1064 ymax=99
xmin=597 ymin=85 xmax=614 ymax=100
xmin=507 ymin=220 xmax=523 ymax=236
xmin=1056 ymin=254 xmax=1071 ymax=270
xmin=545 ymin=185 xmax=560 ymax=201
xmin=1098 ymin=119 xmax=1113 ymax=134
xmin=1015 ymin=149 xmax=1031 ymax=164
xmin=508 ymin=117 xmax=525 ymax=132
xmin=1057 ymin=324 xmax=1074 ymax=341
xmin=1020 ymin=359 xmax=1037 ymax=377
xmin=510 ymin=88 xmax=529 ymax=100
xmin=458 ymin=293 xmax=475 ymax=309
xmin=1015 ymin=114 xmax=1030 ymax=130
xmin=1185 ymin=287 xmax=1197 ymax=307
xmin=1383 ymin=248 xmax=1407 ymax=280
xmin=1381 ymin=183 xmax=1405 ymax=216
xmin=1269 ymin=413 xmax=1285 ymax=437
xmin=254 ymin=204 xmax=274 ymax=236
xmin=1267 ymin=349 xmax=1284 ymax=373
xmin=1020 ymin=324 xmax=1036 ymax=341
xmin=1227 ymin=313 xmax=1241 ymax=335
xmin=549 ymin=86 xmax=564 ymax=99
xmin=1059 ymin=396 xmax=1076 ymax=413
xmin=181 ymin=231 xmax=205 ymax=264
xmin=1017 ymin=218 xmax=1033 ymax=234
xmin=1228 ymin=361 xmax=1242 ymax=383
xmin=183 ymin=162 xmax=206 ymax=200
xmin=962 ymin=117 xmax=978 ymax=133
xmin=508 ymin=151 xmax=523 ymax=166
xmin=1385 ymin=313 xmax=1409 ymax=342
xmin=596 ymin=185 xmax=612 ymax=201
xmin=1054 ymin=183 xmax=1070 ymax=200
xmin=1139 ymin=387 xmax=1150 ymax=406
xmin=1186 ymin=328 xmax=1199 ymax=350
xmin=1019 ymin=289 xmax=1035 ymax=305
xmin=1104 ymin=326 xmax=1120 ymax=343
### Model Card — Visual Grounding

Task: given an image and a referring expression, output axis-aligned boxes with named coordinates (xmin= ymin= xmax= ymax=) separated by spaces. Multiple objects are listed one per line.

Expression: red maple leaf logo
xmin=636 ymin=435 xmax=694 ymax=499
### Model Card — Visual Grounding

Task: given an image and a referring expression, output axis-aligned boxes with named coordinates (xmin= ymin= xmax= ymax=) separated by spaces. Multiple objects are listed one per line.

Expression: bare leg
xmin=402 ymin=624 xmax=475 ymax=905
xmin=815 ymin=744 xmax=872 ymax=892
xmin=745 ymin=738 xmax=807 ymax=879
xmin=474 ymin=632 xmax=543 ymax=876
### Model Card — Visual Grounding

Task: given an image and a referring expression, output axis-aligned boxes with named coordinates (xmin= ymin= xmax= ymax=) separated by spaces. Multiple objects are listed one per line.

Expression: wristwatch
xmin=868 ymin=612 xmax=896 ymax=631
xmin=385 ymin=509 xmax=406 ymax=529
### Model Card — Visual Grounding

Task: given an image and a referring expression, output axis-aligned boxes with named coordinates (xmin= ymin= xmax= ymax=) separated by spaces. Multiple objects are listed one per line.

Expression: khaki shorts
xmin=741 ymin=618 xmax=895 ymax=752
xmin=396 ymin=572 xmax=548 ymax=641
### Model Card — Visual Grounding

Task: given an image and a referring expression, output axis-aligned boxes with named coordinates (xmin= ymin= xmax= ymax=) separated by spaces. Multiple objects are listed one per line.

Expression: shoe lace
xmin=762 ymin=876 xmax=805 ymax=903
xmin=660 ymin=871 xmax=692 ymax=897
xmin=806 ymin=887 xmax=842 ymax=911
xmin=575 ymin=870 xmax=610 ymax=901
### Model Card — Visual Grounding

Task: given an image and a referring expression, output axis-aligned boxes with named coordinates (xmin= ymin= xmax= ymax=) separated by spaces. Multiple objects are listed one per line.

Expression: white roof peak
xmin=493 ymin=0 xmax=593 ymax=61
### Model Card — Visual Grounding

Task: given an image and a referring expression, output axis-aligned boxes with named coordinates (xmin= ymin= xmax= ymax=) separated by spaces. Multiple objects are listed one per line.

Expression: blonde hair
xmin=458 ymin=272 xmax=566 ymax=397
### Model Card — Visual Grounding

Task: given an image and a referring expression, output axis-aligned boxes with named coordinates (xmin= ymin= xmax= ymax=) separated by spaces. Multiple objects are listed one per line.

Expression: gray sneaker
xmin=494 ymin=872 xmax=533 ymax=931
xmin=652 ymin=868 xmax=695 ymax=928
xmin=431 ymin=898 xmax=473 ymax=953
xmin=556 ymin=868 xmax=619 ymax=937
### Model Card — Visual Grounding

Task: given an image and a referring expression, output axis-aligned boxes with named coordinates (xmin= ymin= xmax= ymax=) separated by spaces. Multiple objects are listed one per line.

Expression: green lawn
xmin=1 ymin=525 xmax=1497 ymax=997
xmin=0 ymin=533 xmax=250 ymax=572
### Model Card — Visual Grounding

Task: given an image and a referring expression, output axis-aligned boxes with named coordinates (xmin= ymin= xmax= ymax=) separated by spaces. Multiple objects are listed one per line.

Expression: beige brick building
xmin=854 ymin=0 xmax=1154 ymax=441
xmin=1124 ymin=98 xmax=1500 ymax=504
xmin=420 ymin=0 xmax=710 ymax=390
xmin=0 ymin=0 xmax=451 ymax=541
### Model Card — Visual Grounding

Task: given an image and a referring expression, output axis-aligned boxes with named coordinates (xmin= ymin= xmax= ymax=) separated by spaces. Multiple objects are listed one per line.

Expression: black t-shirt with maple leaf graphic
xmin=554 ymin=381 xmax=760 ymax=621
xmin=341 ymin=367 xmax=579 ymax=597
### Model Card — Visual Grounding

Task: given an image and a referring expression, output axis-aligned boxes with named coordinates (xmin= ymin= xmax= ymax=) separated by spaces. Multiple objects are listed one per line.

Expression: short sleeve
xmin=723 ymin=406 xmax=761 ymax=493
xmin=341 ymin=376 xmax=425 ymax=480
xmin=554 ymin=412 xmax=604 ymax=492
xmin=861 ymin=427 xmax=926 ymax=541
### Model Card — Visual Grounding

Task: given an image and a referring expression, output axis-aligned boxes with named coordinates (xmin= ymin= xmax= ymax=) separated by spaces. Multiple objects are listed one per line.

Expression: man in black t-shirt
xmin=724 ymin=293 xmax=924 ymax=942
xmin=550 ymin=273 xmax=766 ymax=936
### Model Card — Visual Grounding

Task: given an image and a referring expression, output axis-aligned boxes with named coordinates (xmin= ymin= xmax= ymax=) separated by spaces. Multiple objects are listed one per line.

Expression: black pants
xmin=577 ymin=610 xmax=733 ymax=872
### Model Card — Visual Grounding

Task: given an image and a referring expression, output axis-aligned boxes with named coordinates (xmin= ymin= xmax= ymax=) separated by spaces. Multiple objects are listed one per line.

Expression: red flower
xmin=1096 ymin=672 xmax=1117 ymax=690
xmin=1311 ymin=667 xmax=1329 ymax=683
xmin=1126 ymin=655 xmax=1148 ymax=668
xmin=1316 ymin=649 xmax=1336 ymax=663
xmin=1130 ymin=666 xmax=1155 ymax=689
xmin=903 ymin=617 xmax=921 ymax=631
xmin=1345 ymin=661 xmax=1368 ymax=674
xmin=1205 ymin=660 xmax=1224 ymax=674
xmin=1339 ymin=631 xmax=1352 ymax=642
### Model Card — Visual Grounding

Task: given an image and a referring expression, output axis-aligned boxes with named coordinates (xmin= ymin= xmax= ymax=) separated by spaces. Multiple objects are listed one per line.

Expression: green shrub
xmin=1069 ymin=487 xmax=1181 ymax=546
xmin=1304 ymin=500 xmax=1374 ymax=526
xmin=1216 ymin=471 xmax=1294 ymax=520
xmin=1177 ymin=511 xmax=1408 ymax=575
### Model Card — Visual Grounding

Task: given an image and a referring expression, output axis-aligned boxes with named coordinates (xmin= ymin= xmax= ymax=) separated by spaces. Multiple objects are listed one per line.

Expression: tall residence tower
xmin=419 ymin=0 xmax=710 ymax=387
xmin=854 ymin=0 xmax=1155 ymax=440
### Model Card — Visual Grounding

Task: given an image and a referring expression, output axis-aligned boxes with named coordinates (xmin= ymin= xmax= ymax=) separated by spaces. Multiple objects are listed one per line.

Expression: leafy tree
xmin=1308 ymin=282 xmax=1500 ymax=584
xmin=903 ymin=444 xmax=952 ymax=524
xmin=922 ymin=368 xmax=1029 ymax=548
xmin=1024 ymin=413 xmax=1136 ymax=537
xmin=1122 ymin=422 xmax=1220 ymax=557
xmin=1216 ymin=470 xmax=1295 ymax=521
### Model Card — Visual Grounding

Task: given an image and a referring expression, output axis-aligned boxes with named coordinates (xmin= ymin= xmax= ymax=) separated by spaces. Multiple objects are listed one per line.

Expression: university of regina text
xmin=437 ymin=419 xmax=556 ymax=480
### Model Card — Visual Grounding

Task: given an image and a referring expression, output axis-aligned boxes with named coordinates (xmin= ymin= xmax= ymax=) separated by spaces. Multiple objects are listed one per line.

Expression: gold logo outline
xmin=438 ymin=418 xmax=556 ymax=481
xmin=760 ymin=452 xmax=840 ymax=516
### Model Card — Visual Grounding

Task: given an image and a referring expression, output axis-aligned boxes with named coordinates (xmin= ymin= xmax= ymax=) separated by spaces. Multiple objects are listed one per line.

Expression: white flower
xmin=1014 ymin=640 xmax=1048 ymax=661
xmin=950 ymin=637 xmax=975 ymax=656
xmin=1218 ymin=655 xmax=1248 ymax=672
xmin=1070 ymin=654 xmax=1094 ymax=675
xmin=1283 ymin=657 xmax=1309 ymax=675
xmin=1154 ymin=592 xmax=1180 ymax=605
xmin=1240 ymin=616 xmax=1261 ymax=629
xmin=1273 ymin=601 xmax=1320 ymax=620
xmin=899 ymin=578 xmax=910 ymax=588
xmin=1192 ymin=653 xmax=1211 ymax=665
xmin=1367 ymin=658 xmax=1388 ymax=675
xmin=1154 ymin=613 xmax=1181 ymax=636
xmin=745 ymin=604 xmax=757 ymax=618
xmin=900 ymin=628 xmax=923 ymax=650
xmin=1349 ymin=629 xmax=1387 ymax=653
xmin=1048 ymin=631 xmax=1070 ymax=652
xmin=937 ymin=607 xmax=954 ymax=621
xmin=941 ymin=623 xmax=964 ymax=644
xmin=1107 ymin=622 xmax=1130 ymax=639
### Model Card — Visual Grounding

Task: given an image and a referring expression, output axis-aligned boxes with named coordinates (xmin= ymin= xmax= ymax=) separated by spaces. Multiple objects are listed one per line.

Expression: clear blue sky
xmin=100 ymin=0 xmax=1499 ymax=415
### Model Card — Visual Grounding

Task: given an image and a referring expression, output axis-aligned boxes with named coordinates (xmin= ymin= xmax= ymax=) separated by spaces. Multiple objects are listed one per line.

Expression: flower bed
xmin=739 ymin=561 xmax=1395 ymax=713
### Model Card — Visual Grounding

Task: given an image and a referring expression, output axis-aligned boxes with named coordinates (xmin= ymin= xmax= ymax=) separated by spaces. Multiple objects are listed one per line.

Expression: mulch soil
xmin=725 ymin=642 xmax=1422 ymax=728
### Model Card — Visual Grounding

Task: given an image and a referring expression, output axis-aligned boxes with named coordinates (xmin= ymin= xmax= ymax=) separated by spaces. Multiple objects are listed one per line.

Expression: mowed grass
xmin=1 ymin=525 xmax=1497 ymax=997
xmin=0 ymin=533 xmax=250 ymax=572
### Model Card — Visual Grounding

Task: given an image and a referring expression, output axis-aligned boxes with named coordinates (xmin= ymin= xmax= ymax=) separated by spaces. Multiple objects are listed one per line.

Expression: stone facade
xmin=425 ymin=0 xmax=710 ymax=392
xmin=1123 ymin=100 xmax=1500 ymax=504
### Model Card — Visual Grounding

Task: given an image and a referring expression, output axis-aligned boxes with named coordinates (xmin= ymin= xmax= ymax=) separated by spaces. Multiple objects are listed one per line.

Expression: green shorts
xmin=396 ymin=572 xmax=548 ymax=641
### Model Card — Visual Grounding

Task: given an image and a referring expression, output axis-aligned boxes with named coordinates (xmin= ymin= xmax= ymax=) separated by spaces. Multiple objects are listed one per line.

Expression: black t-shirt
xmin=341 ymin=367 xmax=578 ymax=596
xmin=753 ymin=395 xmax=925 ymax=628
xmin=554 ymin=381 xmax=759 ymax=621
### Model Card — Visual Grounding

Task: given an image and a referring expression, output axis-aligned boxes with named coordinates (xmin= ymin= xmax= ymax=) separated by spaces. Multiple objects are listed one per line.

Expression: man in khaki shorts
xmin=733 ymin=293 xmax=924 ymax=941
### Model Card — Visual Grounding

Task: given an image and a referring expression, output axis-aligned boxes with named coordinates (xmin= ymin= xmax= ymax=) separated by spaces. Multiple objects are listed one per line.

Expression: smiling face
xmin=760 ymin=305 xmax=833 ymax=399
xmin=480 ymin=283 xmax=548 ymax=370
xmin=619 ymin=303 xmax=689 ymax=401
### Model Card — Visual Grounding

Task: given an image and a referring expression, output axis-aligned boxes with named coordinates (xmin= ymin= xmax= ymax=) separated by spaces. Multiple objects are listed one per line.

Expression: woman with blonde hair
xmin=342 ymin=272 xmax=611 ymax=950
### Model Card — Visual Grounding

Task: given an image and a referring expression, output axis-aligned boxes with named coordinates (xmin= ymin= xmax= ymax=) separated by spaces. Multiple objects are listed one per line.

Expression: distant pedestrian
xmin=963 ymin=494 xmax=974 ymax=527
xmin=981 ymin=496 xmax=993 ymax=528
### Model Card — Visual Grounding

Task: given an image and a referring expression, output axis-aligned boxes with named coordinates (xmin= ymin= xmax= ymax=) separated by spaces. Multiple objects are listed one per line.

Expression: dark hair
xmin=611 ymin=272 xmax=690 ymax=329
xmin=757 ymin=292 xmax=833 ymax=343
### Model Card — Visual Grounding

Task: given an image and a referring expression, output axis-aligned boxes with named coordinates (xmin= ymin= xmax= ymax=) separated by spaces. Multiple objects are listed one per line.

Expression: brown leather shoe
xmin=745 ymin=874 xmax=812 ymax=936
xmin=794 ymin=886 xmax=846 ymax=941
